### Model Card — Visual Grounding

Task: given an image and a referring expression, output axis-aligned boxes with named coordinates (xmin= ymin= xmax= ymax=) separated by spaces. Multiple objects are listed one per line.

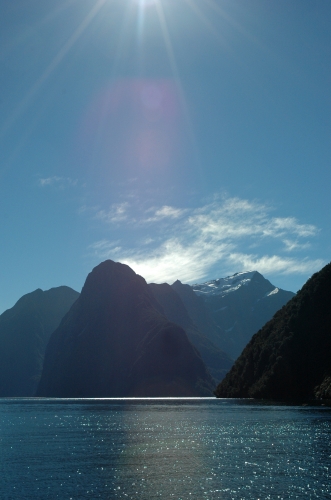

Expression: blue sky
xmin=0 ymin=0 xmax=330 ymax=313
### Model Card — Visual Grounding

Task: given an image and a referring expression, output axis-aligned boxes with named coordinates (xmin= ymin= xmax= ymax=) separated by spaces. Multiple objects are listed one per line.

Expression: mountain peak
xmin=172 ymin=279 xmax=183 ymax=286
xmin=192 ymin=271 xmax=262 ymax=297
xmin=87 ymin=259 xmax=138 ymax=282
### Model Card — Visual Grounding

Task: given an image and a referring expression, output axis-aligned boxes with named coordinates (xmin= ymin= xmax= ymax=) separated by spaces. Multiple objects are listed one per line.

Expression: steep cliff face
xmin=149 ymin=282 xmax=233 ymax=382
xmin=215 ymin=262 xmax=331 ymax=401
xmin=37 ymin=260 xmax=215 ymax=397
xmin=0 ymin=286 xmax=79 ymax=396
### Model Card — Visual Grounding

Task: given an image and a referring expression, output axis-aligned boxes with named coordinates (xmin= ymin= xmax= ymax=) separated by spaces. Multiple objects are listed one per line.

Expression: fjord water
xmin=0 ymin=399 xmax=330 ymax=499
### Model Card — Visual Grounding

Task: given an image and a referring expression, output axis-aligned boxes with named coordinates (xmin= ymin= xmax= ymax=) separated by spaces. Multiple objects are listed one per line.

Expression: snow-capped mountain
xmin=193 ymin=271 xmax=266 ymax=297
xmin=173 ymin=271 xmax=295 ymax=359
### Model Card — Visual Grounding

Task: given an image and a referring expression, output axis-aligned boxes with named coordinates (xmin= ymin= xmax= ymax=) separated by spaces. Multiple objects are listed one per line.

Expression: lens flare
xmin=76 ymin=78 xmax=187 ymax=191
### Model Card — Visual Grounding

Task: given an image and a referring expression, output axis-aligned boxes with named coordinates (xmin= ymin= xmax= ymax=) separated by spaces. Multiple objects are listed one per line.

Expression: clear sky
xmin=0 ymin=0 xmax=330 ymax=313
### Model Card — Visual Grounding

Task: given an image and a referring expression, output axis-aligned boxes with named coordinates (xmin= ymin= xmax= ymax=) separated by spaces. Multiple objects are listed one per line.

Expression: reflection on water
xmin=0 ymin=398 xmax=330 ymax=498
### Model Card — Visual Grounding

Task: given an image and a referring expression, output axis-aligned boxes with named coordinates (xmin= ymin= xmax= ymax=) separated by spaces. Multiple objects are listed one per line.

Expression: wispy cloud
xmin=38 ymin=176 xmax=77 ymax=188
xmin=90 ymin=240 xmax=122 ymax=254
xmin=226 ymin=253 xmax=321 ymax=275
xmin=95 ymin=203 xmax=130 ymax=224
xmin=145 ymin=205 xmax=186 ymax=222
xmin=283 ymin=239 xmax=311 ymax=252
xmin=89 ymin=196 xmax=324 ymax=284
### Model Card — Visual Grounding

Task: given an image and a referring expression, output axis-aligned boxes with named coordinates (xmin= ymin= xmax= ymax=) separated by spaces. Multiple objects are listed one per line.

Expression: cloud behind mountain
xmin=89 ymin=196 xmax=323 ymax=288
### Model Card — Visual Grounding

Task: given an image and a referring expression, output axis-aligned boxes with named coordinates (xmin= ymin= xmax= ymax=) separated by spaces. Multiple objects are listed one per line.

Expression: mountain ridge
xmin=0 ymin=265 xmax=296 ymax=397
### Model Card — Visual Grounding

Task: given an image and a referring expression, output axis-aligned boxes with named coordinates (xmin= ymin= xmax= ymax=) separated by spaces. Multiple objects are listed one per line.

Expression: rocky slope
xmin=37 ymin=260 xmax=215 ymax=397
xmin=0 ymin=286 xmax=79 ymax=396
xmin=215 ymin=262 xmax=331 ymax=401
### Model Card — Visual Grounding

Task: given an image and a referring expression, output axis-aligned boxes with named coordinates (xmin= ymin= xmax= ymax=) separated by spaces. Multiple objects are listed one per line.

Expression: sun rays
xmin=0 ymin=0 xmax=107 ymax=141
xmin=0 ymin=0 xmax=258 ymax=184
xmin=0 ymin=0 xmax=247 ymax=143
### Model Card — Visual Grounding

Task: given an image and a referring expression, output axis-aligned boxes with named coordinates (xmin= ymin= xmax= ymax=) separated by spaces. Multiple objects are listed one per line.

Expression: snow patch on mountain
xmin=192 ymin=271 xmax=258 ymax=297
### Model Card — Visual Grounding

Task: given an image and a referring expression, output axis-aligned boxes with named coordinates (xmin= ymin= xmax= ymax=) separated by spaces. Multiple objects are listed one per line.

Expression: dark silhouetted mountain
xmin=149 ymin=282 xmax=233 ymax=382
xmin=0 ymin=286 xmax=79 ymax=396
xmin=215 ymin=262 xmax=331 ymax=401
xmin=37 ymin=260 xmax=215 ymax=397
xmin=175 ymin=272 xmax=294 ymax=359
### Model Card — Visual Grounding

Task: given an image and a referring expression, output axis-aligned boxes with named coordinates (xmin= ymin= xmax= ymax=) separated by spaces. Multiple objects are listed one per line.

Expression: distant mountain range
xmin=215 ymin=262 xmax=331 ymax=401
xmin=0 ymin=261 xmax=296 ymax=397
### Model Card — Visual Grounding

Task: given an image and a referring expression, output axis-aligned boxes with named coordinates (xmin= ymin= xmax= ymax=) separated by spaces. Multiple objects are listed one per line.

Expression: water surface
xmin=0 ymin=398 xmax=330 ymax=499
